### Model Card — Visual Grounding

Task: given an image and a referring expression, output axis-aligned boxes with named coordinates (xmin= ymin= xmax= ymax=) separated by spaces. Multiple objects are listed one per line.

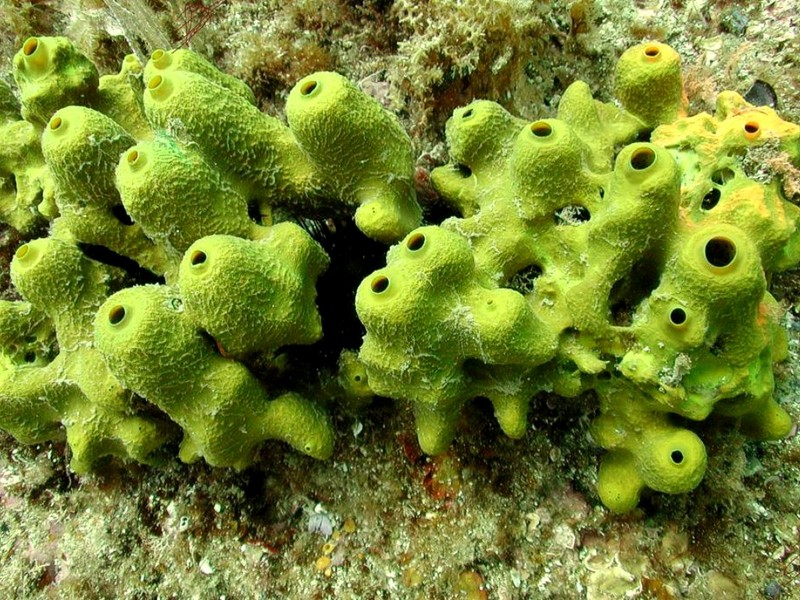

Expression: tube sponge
xmin=94 ymin=284 xmax=334 ymax=467
xmin=12 ymin=36 xmax=100 ymax=125
xmin=614 ymin=42 xmax=687 ymax=130
xmin=0 ymin=79 xmax=54 ymax=232
xmin=115 ymin=136 xmax=266 ymax=270
xmin=286 ymin=72 xmax=422 ymax=242
xmin=178 ymin=224 xmax=329 ymax=359
xmin=41 ymin=106 xmax=168 ymax=274
xmin=595 ymin=427 xmax=708 ymax=514
xmin=4 ymin=237 xmax=175 ymax=473
xmin=144 ymin=48 xmax=257 ymax=106
xmin=362 ymin=41 xmax=799 ymax=512
xmin=143 ymin=68 xmax=310 ymax=199
xmin=356 ymin=226 xmax=558 ymax=454
xmin=2 ymin=36 xmax=798 ymax=514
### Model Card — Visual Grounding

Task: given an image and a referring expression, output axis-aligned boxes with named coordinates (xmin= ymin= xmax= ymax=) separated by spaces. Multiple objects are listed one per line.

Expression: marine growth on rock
xmin=0 ymin=37 xmax=797 ymax=512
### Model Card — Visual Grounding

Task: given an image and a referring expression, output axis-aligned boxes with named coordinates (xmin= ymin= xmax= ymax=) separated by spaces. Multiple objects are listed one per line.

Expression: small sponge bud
xmin=740 ymin=398 xmax=794 ymax=441
xmin=12 ymin=36 xmax=100 ymax=125
xmin=637 ymin=428 xmax=707 ymax=495
xmin=42 ymin=105 xmax=135 ymax=208
xmin=444 ymin=101 xmax=526 ymax=171
xmin=10 ymin=238 xmax=86 ymax=313
xmin=354 ymin=190 xmax=422 ymax=244
xmin=614 ymin=42 xmax=686 ymax=129
xmin=596 ymin=452 xmax=644 ymax=514
xmin=145 ymin=73 xmax=173 ymax=102
xmin=116 ymin=138 xmax=259 ymax=257
xmin=510 ymin=118 xmax=597 ymax=214
xmin=19 ymin=37 xmax=50 ymax=73
xmin=679 ymin=225 xmax=765 ymax=318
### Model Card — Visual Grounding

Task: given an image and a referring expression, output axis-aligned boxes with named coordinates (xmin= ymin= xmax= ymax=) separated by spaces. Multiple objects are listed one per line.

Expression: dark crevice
xmin=609 ymin=256 xmax=662 ymax=326
xmin=77 ymin=243 xmax=164 ymax=285
xmin=701 ymin=188 xmax=721 ymax=210
xmin=455 ymin=163 xmax=472 ymax=178
xmin=288 ymin=217 xmax=387 ymax=368
xmin=247 ymin=199 xmax=266 ymax=224
xmin=508 ymin=263 xmax=542 ymax=295
xmin=111 ymin=204 xmax=134 ymax=225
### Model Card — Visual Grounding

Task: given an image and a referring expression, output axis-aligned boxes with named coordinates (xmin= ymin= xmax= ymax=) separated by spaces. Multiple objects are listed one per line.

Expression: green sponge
xmin=356 ymin=226 xmax=558 ymax=454
xmin=178 ymin=224 xmax=329 ymax=360
xmin=95 ymin=284 xmax=334 ymax=468
xmin=614 ymin=42 xmax=686 ymax=130
xmin=41 ymin=105 xmax=168 ymax=273
xmin=4 ymin=237 xmax=174 ymax=473
xmin=12 ymin=36 xmax=100 ymax=126
xmin=115 ymin=135 xmax=267 ymax=276
xmin=286 ymin=72 xmax=422 ymax=242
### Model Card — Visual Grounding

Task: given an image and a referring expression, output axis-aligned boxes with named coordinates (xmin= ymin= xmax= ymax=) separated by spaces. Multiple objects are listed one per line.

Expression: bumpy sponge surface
xmin=357 ymin=41 xmax=799 ymax=511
